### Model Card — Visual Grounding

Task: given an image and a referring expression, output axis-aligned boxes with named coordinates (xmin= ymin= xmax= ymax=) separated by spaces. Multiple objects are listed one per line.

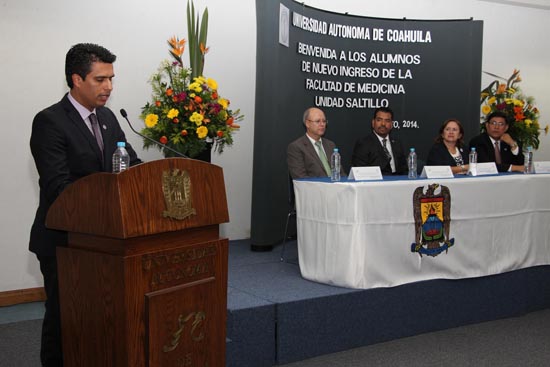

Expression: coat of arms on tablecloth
xmin=411 ymin=183 xmax=455 ymax=257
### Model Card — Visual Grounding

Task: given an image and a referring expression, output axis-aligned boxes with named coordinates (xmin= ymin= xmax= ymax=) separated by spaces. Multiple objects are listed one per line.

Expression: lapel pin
xmin=102 ymin=125 xmax=107 ymax=130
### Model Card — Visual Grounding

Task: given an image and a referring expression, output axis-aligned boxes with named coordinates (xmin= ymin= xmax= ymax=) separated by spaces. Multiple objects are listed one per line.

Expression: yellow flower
xmin=145 ymin=113 xmax=159 ymax=127
xmin=481 ymin=105 xmax=491 ymax=115
xmin=190 ymin=111 xmax=204 ymax=126
xmin=206 ymin=78 xmax=218 ymax=90
xmin=525 ymin=119 xmax=532 ymax=127
xmin=196 ymin=125 xmax=208 ymax=139
xmin=512 ymin=99 xmax=524 ymax=107
xmin=488 ymin=97 xmax=496 ymax=105
xmin=189 ymin=82 xmax=202 ymax=93
xmin=167 ymin=109 xmax=179 ymax=119
xmin=544 ymin=125 xmax=549 ymax=135
xmin=219 ymin=98 xmax=229 ymax=109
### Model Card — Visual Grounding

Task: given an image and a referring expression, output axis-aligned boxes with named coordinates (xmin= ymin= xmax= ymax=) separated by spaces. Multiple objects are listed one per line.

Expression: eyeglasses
xmin=488 ymin=121 xmax=506 ymax=127
xmin=307 ymin=119 xmax=328 ymax=125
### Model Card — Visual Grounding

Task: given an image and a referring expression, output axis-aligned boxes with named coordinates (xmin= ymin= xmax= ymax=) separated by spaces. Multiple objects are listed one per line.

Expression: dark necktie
xmin=90 ymin=113 xmax=103 ymax=162
xmin=494 ymin=141 xmax=502 ymax=165
xmin=89 ymin=113 xmax=104 ymax=153
xmin=382 ymin=138 xmax=392 ymax=161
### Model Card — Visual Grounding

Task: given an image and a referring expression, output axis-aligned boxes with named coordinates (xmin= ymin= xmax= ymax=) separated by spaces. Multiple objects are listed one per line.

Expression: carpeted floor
xmin=2 ymin=239 xmax=550 ymax=366
xmin=1 ymin=309 xmax=550 ymax=366
xmin=280 ymin=307 xmax=550 ymax=367
xmin=0 ymin=319 xmax=41 ymax=367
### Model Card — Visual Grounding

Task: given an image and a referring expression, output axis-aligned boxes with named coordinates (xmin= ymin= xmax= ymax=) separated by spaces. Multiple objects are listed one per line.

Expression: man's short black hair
xmin=485 ymin=110 xmax=510 ymax=125
xmin=65 ymin=43 xmax=116 ymax=88
xmin=372 ymin=107 xmax=394 ymax=120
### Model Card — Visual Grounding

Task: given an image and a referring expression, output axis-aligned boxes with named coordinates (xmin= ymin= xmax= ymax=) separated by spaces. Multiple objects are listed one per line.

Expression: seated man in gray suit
xmin=287 ymin=107 xmax=342 ymax=179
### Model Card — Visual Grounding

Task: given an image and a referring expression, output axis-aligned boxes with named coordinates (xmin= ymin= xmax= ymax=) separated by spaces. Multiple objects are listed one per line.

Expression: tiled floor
xmin=0 ymin=302 xmax=44 ymax=325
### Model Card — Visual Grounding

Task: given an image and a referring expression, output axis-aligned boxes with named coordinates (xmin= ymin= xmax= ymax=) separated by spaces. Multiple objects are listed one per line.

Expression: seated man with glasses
xmin=351 ymin=107 xmax=407 ymax=175
xmin=469 ymin=111 xmax=524 ymax=172
xmin=287 ymin=107 xmax=344 ymax=179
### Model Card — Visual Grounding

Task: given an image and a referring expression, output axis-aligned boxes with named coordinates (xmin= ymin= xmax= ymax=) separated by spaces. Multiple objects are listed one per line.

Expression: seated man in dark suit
xmin=287 ymin=107 xmax=342 ymax=179
xmin=469 ymin=111 xmax=524 ymax=172
xmin=351 ymin=107 xmax=407 ymax=175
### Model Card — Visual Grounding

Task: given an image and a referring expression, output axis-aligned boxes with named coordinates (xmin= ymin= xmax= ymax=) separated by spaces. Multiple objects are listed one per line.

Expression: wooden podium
xmin=46 ymin=158 xmax=229 ymax=367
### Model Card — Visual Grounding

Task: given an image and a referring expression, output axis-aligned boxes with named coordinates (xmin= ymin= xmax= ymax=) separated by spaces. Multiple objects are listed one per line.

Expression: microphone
xmin=119 ymin=109 xmax=188 ymax=158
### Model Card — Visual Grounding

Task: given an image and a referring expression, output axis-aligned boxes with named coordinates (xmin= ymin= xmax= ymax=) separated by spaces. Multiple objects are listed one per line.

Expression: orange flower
xmin=166 ymin=88 xmax=173 ymax=96
xmin=514 ymin=112 xmax=525 ymax=121
xmin=173 ymin=118 xmax=179 ymax=123
xmin=226 ymin=117 xmax=234 ymax=125
xmin=212 ymin=92 xmax=218 ymax=99
xmin=200 ymin=43 xmax=210 ymax=55
xmin=496 ymin=83 xmax=506 ymax=94
xmin=181 ymin=130 xmax=188 ymax=136
xmin=194 ymin=96 xmax=202 ymax=103
xmin=231 ymin=123 xmax=240 ymax=129
xmin=168 ymin=36 xmax=186 ymax=57
xmin=172 ymin=96 xmax=178 ymax=103
xmin=155 ymin=100 xmax=161 ymax=107
xmin=203 ymin=118 xmax=210 ymax=124
xmin=217 ymin=130 xmax=223 ymax=137
xmin=160 ymin=136 xmax=168 ymax=144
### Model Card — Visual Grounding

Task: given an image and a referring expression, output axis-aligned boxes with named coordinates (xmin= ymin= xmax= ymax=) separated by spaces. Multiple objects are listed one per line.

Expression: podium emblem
xmin=411 ymin=183 xmax=455 ymax=257
xmin=162 ymin=169 xmax=196 ymax=220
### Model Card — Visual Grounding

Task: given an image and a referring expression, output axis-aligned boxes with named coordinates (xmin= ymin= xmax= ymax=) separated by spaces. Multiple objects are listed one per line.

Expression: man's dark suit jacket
xmin=30 ymin=94 xmax=142 ymax=256
xmin=287 ymin=134 xmax=340 ymax=179
xmin=469 ymin=133 xmax=524 ymax=172
xmin=426 ymin=142 xmax=469 ymax=167
xmin=351 ymin=133 xmax=407 ymax=175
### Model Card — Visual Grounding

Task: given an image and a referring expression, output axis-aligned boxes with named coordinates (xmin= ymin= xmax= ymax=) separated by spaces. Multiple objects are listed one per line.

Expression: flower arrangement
xmin=480 ymin=69 xmax=547 ymax=150
xmin=140 ymin=1 xmax=242 ymax=159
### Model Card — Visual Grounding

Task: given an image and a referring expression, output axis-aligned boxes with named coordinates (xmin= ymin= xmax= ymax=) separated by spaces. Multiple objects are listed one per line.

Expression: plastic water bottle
xmin=524 ymin=146 xmax=534 ymax=174
xmin=407 ymin=148 xmax=417 ymax=179
xmin=468 ymin=147 xmax=477 ymax=176
xmin=112 ymin=141 xmax=129 ymax=173
xmin=331 ymin=148 xmax=341 ymax=182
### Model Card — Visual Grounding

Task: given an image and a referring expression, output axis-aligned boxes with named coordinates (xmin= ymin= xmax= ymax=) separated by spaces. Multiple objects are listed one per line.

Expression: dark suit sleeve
xmin=287 ymin=141 xmax=307 ymax=179
xmin=30 ymin=109 xmax=74 ymax=204
xmin=99 ymin=108 xmax=142 ymax=169
xmin=392 ymin=140 xmax=407 ymax=175
xmin=426 ymin=144 xmax=452 ymax=166
xmin=351 ymin=138 xmax=371 ymax=167
xmin=426 ymin=145 xmax=440 ymax=166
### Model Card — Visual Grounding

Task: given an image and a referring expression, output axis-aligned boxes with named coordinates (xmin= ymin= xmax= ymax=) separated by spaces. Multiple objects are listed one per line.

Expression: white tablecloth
xmin=294 ymin=174 xmax=550 ymax=289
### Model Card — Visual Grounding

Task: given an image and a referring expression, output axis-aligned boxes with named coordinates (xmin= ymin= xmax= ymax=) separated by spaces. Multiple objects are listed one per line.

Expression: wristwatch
xmin=510 ymin=142 xmax=518 ymax=150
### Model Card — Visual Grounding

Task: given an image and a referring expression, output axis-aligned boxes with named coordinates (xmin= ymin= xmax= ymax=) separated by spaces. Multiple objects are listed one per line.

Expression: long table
xmin=294 ymin=174 xmax=550 ymax=289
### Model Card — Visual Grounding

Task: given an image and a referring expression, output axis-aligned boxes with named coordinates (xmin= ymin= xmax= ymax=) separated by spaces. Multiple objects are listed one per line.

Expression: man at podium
xmin=29 ymin=43 xmax=141 ymax=367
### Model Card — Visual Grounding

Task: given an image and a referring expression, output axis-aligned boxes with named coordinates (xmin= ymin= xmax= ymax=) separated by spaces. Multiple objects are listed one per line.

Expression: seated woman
xmin=426 ymin=119 xmax=469 ymax=175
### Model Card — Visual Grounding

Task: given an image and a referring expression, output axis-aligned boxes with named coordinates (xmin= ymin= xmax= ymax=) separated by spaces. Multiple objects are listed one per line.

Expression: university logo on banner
xmin=411 ymin=183 xmax=455 ymax=257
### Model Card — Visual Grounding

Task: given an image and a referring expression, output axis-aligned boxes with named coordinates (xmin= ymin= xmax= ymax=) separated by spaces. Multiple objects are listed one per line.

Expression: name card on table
xmin=348 ymin=166 xmax=383 ymax=181
xmin=420 ymin=165 xmax=454 ymax=179
xmin=534 ymin=161 xmax=550 ymax=173
xmin=468 ymin=162 xmax=498 ymax=176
